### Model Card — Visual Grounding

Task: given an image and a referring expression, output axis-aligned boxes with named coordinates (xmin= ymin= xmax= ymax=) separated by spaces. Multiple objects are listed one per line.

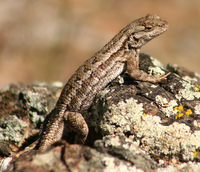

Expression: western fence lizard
xmin=35 ymin=14 xmax=170 ymax=150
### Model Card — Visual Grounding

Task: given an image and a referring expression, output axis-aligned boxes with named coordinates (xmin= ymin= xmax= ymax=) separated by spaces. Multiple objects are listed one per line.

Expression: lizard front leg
xmin=64 ymin=111 xmax=89 ymax=144
xmin=126 ymin=50 xmax=170 ymax=83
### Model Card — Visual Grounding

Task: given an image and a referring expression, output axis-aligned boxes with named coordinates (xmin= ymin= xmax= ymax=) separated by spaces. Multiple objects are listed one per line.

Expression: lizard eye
xmin=146 ymin=25 xmax=152 ymax=30
xmin=145 ymin=22 xmax=154 ymax=29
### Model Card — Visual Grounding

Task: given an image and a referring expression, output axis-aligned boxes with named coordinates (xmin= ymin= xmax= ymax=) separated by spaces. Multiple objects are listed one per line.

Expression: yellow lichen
xmin=142 ymin=113 xmax=147 ymax=117
xmin=193 ymin=85 xmax=200 ymax=92
xmin=185 ymin=109 xmax=193 ymax=116
xmin=193 ymin=147 xmax=200 ymax=157
xmin=175 ymin=113 xmax=184 ymax=119
xmin=193 ymin=150 xmax=197 ymax=157
xmin=174 ymin=105 xmax=183 ymax=112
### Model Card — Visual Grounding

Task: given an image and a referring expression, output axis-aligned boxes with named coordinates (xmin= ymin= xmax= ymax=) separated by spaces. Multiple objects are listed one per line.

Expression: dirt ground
xmin=0 ymin=0 xmax=200 ymax=87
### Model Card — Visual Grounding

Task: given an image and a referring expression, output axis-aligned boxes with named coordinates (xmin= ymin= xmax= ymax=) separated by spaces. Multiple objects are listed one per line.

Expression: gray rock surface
xmin=0 ymin=82 xmax=62 ymax=150
xmin=1 ymin=54 xmax=200 ymax=171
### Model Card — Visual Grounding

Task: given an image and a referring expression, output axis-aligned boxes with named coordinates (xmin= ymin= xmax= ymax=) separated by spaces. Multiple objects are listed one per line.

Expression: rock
xmin=6 ymin=143 xmax=145 ymax=172
xmin=0 ymin=115 xmax=28 ymax=143
xmin=0 ymin=157 xmax=13 ymax=172
xmin=94 ymin=134 xmax=157 ymax=171
xmin=0 ymin=82 xmax=62 ymax=150
xmin=0 ymin=141 xmax=11 ymax=157
xmin=1 ymin=54 xmax=200 ymax=171
xmin=86 ymin=54 xmax=200 ymax=162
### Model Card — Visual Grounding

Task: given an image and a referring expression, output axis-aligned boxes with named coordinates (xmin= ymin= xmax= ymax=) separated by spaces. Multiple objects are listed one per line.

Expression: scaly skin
xmin=35 ymin=14 xmax=170 ymax=150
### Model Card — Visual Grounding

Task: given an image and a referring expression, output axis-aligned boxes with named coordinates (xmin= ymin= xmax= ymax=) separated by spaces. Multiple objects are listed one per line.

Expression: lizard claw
xmin=154 ymin=72 xmax=171 ymax=82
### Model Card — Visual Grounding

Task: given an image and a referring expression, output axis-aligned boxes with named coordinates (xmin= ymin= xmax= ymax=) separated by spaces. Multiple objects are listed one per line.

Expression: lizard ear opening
xmin=126 ymin=35 xmax=138 ymax=49
xmin=127 ymin=32 xmax=148 ymax=49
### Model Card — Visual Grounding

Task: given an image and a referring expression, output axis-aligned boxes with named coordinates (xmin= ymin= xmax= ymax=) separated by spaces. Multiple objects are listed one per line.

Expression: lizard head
xmin=125 ymin=14 xmax=168 ymax=49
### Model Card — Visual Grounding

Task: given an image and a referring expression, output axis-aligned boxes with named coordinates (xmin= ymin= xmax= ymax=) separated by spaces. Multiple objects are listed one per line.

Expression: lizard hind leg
xmin=64 ymin=111 xmax=89 ymax=144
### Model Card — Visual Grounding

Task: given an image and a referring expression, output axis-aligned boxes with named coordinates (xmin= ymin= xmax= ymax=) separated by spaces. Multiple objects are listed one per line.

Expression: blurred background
xmin=0 ymin=0 xmax=200 ymax=88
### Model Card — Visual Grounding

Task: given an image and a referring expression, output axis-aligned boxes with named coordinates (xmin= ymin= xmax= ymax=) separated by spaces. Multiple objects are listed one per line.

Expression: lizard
xmin=35 ymin=14 xmax=170 ymax=151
